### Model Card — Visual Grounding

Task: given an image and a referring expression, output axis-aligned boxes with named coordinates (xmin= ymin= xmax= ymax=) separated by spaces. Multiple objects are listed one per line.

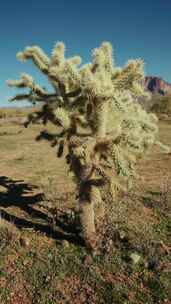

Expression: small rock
xmin=22 ymin=259 xmax=29 ymax=266
xmin=119 ymin=231 xmax=126 ymax=240
xmin=130 ymin=252 xmax=141 ymax=264
xmin=45 ymin=275 xmax=51 ymax=282
xmin=62 ymin=240 xmax=70 ymax=249
xmin=20 ymin=237 xmax=30 ymax=248
xmin=47 ymin=252 xmax=54 ymax=260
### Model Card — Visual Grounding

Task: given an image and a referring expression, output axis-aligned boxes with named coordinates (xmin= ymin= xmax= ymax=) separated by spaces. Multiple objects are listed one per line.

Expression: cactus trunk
xmin=79 ymin=179 xmax=104 ymax=250
xmin=80 ymin=198 xmax=96 ymax=249
xmin=79 ymin=102 xmax=108 ymax=249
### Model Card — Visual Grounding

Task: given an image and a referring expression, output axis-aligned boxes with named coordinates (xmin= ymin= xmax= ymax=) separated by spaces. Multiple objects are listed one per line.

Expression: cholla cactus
xmin=7 ymin=41 xmax=169 ymax=250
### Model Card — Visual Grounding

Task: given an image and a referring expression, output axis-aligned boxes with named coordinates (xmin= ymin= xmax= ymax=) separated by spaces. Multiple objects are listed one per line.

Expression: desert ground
xmin=0 ymin=108 xmax=170 ymax=304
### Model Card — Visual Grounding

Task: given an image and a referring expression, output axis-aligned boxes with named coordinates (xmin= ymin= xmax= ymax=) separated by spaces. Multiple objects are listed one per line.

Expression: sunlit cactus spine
xmin=7 ymin=41 xmax=170 ymax=250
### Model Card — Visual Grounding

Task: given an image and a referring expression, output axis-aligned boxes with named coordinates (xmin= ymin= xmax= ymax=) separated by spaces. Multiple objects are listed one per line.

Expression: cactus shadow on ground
xmin=0 ymin=176 xmax=84 ymax=246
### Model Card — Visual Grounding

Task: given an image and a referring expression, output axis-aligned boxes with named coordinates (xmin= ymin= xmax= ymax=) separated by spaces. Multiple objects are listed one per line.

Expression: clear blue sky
xmin=1 ymin=0 xmax=171 ymax=106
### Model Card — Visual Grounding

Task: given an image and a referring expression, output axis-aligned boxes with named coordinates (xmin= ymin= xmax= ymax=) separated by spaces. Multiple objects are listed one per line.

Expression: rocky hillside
xmin=144 ymin=76 xmax=171 ymax=95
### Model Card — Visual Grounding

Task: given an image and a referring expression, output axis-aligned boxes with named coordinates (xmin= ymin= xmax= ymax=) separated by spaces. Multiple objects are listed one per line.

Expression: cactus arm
xmin=17 ymin=46 xmax=50 ymax=73
xmin=8 ymin=92 xmax=60 ymax=103
xmin=9 ymin=93 xmax=33 ymax=102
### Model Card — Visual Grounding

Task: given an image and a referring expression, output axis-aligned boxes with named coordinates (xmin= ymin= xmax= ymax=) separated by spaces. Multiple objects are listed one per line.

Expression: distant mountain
xmin=144 ymin=76 xmax=171 ymax=95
